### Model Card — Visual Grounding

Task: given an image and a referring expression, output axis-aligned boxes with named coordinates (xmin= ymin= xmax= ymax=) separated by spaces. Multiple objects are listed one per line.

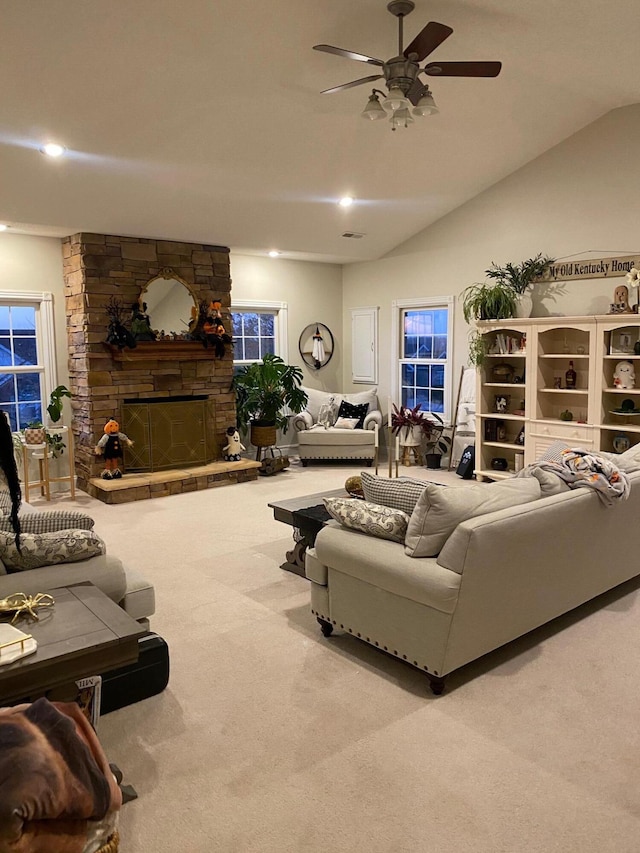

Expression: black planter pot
xmin=425 ymin=453 xmax=442 ymax=470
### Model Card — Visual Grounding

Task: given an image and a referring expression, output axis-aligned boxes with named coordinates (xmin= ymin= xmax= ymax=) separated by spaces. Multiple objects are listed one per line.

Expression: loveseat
xmin=0 ymin=496 xmax=155 ymax=626
xmin=292 ymin=386 xmax=382 ymax=466
xmin=306 ymin=459 xmax=640 ymax=694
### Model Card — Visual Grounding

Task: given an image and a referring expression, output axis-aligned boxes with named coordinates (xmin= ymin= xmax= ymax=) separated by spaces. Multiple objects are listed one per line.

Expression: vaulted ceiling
xmin=1 ymin=0 xmax=637 ymax=263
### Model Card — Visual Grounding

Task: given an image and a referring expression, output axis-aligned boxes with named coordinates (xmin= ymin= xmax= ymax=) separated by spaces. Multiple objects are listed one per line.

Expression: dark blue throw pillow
xmin=337 ymin=400 xmax=369 ymax=430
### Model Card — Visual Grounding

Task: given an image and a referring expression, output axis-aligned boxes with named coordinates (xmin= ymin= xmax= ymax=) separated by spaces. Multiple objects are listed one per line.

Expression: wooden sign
xmin=540 ymin=255 xmax=640 ymax=283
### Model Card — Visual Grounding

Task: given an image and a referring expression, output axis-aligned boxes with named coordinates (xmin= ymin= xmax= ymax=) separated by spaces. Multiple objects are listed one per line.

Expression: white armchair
xmin=293 ymin=387 xmax=381 ymax=466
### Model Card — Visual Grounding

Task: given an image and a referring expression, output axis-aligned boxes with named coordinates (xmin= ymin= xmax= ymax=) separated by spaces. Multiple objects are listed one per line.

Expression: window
xmin=0 ymin=292 xmax=56 ymax=431
xmin=230 ymin=300 xmax=288 ymax=364
xmin=392 ymin=297 xmax=453 ymax=422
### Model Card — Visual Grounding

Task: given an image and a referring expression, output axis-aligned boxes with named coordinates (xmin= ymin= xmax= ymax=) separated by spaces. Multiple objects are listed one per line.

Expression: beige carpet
xmin=32 ymin=460 xmax=640 ymax=852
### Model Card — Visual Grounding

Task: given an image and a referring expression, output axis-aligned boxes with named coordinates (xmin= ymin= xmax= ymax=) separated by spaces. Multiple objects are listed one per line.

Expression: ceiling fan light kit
xmin=315 ymin=0 xmax=501 ymax=131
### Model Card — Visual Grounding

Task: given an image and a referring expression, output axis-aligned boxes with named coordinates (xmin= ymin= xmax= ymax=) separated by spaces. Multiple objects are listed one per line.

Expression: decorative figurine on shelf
xmin=559 ymin=409 xmax=574 ymax=421
xmin=613 ymin=433 xmax=631 ymax=453
xmin=494 ymin=395 xmax=509 ymax=414
xmin=105 ymin=296 xmax=136 ymax=350
xmin=94 ymin=418 xmax=134 ymax=480
xmin=222 ymin=426 xmax=245 ymax=461
xmin=191 ymin=300 xmax=233 ymax=356
xmin=130 ymin=301 xmax=156 ymax=341
xmin=614 ymin=360 xmax=636 ymax=389
xmin=609 ymin=284 xmax=635 ymax=314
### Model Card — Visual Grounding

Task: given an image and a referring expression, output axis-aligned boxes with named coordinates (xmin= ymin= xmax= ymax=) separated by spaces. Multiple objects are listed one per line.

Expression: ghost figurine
xmin=223 ymin=426 xmax=245 ymax=461
xmin=614 ymin=360 xmax=636 ymax=389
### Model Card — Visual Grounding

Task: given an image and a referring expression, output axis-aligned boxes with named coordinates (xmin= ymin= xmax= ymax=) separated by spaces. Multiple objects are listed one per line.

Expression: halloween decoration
xmin=222 ymin=426 xmax=245 ymax=461
xmin=609 ymin=284 xmax=635 ymax=314
xmin=190 ymin=300 xmax=233 ymax=356
xmin=614 ymin=360 xmax=636 ymax=389
xmin=130 ymin=302 xmax=156 ymax=341
xmin=0 ymin=592 xmax=55 ymax=624
xmin=105 ymin=297 xmax=136 ymax=350
xmin=94 ymin=419 xmax=133 ymax=479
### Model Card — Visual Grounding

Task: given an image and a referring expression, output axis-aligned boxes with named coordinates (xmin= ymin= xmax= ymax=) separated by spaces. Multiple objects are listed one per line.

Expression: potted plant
xmin=467 ymin=330 xmax=489 ymax=367
xmin=391 ymin=404 xmax=432 ymax=447
xmin=23 ymin=386 xmax=73 ymax=458
xmin=391 ymin=405 xmax=452 ymax=469
xmin=233 ymin=354 xmax=308 ymax=450
xmin=47 ymin=385 xmax=72 ymax=425
xmin=485 ymin=254 xmax=555 ymax=318
xmin=422 ymin=412 xmax=453 ymax=469
xmin=462 ymin=281 xmax=518 ymax=324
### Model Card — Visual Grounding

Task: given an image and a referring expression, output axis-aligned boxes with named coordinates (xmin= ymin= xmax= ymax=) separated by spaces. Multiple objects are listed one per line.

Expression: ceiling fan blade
xmin=424 ymin=61 xmax=502 ymax=77
xmin=403 ymin=22 xmax=453 ymax=62
xmin=406 ymin=79 xmax=426 ymax=107
xmin=313 ymin=44 xmax=384 ymax=67
xmin=321 ymin=74 xmax=384 ymax=95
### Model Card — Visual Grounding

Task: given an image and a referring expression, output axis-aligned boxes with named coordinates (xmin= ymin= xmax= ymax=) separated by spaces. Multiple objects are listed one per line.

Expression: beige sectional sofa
xmin=306 ymin=468 xmax=640 ymax=693
xmin=0 ymin=498 xmax=155 ymax=626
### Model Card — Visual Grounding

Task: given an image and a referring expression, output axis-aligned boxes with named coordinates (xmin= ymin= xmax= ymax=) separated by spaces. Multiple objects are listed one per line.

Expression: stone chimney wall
xmin=62 ymin=233 xmax=235 ymax=490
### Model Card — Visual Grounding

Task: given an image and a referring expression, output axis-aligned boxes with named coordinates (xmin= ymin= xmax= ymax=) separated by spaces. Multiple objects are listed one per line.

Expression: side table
xmin=21 ymin=425 xmax=76 ymax=502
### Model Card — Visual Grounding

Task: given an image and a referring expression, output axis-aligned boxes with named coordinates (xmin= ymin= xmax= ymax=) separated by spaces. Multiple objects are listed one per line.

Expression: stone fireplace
xmin=62 ymin=233 xmax=259 ymax=502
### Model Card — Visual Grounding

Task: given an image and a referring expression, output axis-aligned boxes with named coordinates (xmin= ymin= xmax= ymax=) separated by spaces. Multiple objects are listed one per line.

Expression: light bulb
xmin=0 ymin=225 xmax=7 ymax=232
xmin=413 ymin=91 xmax=439 ymax=117
xmin=361 ymin=92 xmax=386 ymax=121
xmin=268 ymin=251 xmax=281 ymax=257
xmin=383 ymin=87 xmax=409 ymax=112
xmin=338 ymin=197 xmax=354 ymax=208
xmin=41 ymin=142 xmax=65 ymax=158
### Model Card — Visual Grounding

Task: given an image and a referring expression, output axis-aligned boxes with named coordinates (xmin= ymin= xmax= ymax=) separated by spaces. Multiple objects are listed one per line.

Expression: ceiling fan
xmin=313 ymin=0 xmax=502 ymax=129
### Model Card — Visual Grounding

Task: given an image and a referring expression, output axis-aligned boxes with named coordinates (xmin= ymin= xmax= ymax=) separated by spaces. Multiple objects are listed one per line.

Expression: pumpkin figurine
xmin=94 ymin=418 xmax=134 ymax=480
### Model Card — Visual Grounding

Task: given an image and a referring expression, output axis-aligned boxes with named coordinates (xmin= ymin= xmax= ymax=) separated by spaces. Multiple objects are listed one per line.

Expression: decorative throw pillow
xmin=337 ymin=400 xmax=369 ymax=430
xmin=538 ymin=440 xmax=571 ymax=463
xmin=333 ymin=417 xmax=360 ymax=430
xmin=0 ymin=511 xmax=95 ymax=535
xmin=404 ymin=477 xmax=541 ymax=558
xmin=360 ymin=471 xmax=433 ymax=514
xmin=0 ymin=529 xmax=106 ymax=572
xmin=0 ymin=490 xmax=13 ymax=517
xmin=324 ymin=497 xmax=410 ymax=543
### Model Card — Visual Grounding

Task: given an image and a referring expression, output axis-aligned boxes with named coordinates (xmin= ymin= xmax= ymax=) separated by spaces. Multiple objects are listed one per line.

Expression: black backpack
xmin=456 ymin=445 xmax=475 ymax=479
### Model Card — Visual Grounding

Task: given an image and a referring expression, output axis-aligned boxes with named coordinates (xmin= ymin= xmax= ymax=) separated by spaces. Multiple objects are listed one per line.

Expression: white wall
xmin=0 ymin=232 xmax=68 ymax=388
xmin=230 ymin=254 xmax=343 ymax=392
xmin=342 ymin=103 xmax=640 ymax=417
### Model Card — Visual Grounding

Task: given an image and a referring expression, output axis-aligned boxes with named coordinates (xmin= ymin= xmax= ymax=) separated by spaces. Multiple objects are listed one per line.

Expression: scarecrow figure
xmin=94 ymin=418 xmax=134 ymax=480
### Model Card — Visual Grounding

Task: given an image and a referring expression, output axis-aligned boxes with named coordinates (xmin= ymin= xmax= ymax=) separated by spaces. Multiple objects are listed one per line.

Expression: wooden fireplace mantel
xmin=103 ymin=341 xmax=219 ymax=361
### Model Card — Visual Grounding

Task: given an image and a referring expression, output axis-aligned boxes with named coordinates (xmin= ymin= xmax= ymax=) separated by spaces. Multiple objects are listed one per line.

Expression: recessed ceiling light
xmin=338 ymin=196 xmax=354 ymax=207
xmin=0 ymin=225 xmax=7 ymax=232
xmin=41 ymin=142 xmax=65 ymax=158
xmin=268 ymin=250 xmax=281 ymax=257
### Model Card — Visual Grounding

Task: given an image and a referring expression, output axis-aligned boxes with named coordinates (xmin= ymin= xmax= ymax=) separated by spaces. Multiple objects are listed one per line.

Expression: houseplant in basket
xmin=233 ymin=354 xmax=307 ymax=450
xmin=484 ymin=253 xmax=555 ymax=318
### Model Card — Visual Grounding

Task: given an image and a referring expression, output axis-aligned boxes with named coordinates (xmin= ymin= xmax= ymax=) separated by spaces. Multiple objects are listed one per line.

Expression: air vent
xmin=342 ymin=231 xmax=365 ymax=239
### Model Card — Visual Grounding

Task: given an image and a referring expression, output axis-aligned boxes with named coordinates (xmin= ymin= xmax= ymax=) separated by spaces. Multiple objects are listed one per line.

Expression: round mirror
xmin=139 ymin=271 xmax=197 ymax=337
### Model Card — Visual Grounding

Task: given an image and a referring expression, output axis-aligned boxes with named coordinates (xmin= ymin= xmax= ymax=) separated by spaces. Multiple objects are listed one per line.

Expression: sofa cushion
xmin=333 ymin=416 xmax=359 ymax=430
xmin=593 ymin=444 xmax=640 ymax=473
xmin=0 ymin=554 xmax=128 ymax=604
xmin=0 ymin=529 xmax=106 ymax=572
xmin=298 ymin=428 xmax=376 ymax=447
xmin=337 ymin=401 xmax=369 ymax=429
xmin=360 ymin=471 xmax=430 ymax=514
xmin=324 ymin=497 xmax=410 ymax=543
xmin=120 ymin=566 xmax=156 ymax=620
xmin=343 ymin=388 xmax=379 ymax=412
xmin=301 ymin=387 xmax=342 ymax=422
xmin=405 ymin=477 xmax=541 ymax=557
xmin=518 ymin=466 xmax=571 ymax=496
xmin=0 ymin=511 xmax=95 ymax=535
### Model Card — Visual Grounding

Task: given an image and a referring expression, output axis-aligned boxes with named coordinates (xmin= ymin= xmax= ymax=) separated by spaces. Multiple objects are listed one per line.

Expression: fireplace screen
xmin=122 ymin=398 xmax=209 ymax=472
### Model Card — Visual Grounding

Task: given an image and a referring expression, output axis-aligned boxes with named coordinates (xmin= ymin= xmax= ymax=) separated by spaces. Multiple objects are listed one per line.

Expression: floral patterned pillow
xmin=0 ymin=529 xmax=106 ymax=572
xmin=324 ymin=497 xmax=410 ymax=543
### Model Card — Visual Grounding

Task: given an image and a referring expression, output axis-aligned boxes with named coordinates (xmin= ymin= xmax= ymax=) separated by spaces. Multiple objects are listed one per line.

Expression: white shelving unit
xmin=475 ymin=315 xmax=640 ymax=479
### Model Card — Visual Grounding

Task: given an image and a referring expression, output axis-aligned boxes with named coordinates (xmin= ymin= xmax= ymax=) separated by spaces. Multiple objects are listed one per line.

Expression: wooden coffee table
xmin=0 ymin=583 xmax=145 ymax=706
xmin=269 ymin=488 xmax=347 ymax=576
